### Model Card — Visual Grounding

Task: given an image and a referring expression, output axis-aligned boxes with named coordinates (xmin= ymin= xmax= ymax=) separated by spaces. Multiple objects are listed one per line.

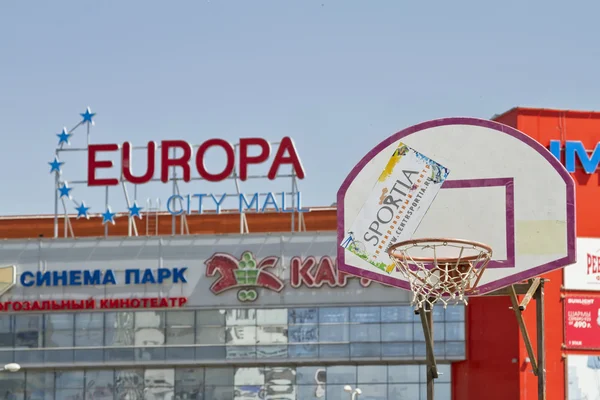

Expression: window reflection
xmin=85 ymin=370 xmax=114 ymax=400
xmin=45 ymin=314 xmax=74 ymax=348
xmin=75 ymin=313 xmax=103 ymax=347
xmin=144 ymin=369 xmax=174 ymax=400
xmin=115 ymin=369 xmax=144 ymax=400
xmin=288 ymin=308 xmax=318 ymax=325
xmin=55 ymin=371 xmax=84 ymax=400
xmin=175 ymin=368 xmax=204 ymax=400
xmin=15 ymin=315 xmax=42 ymax=349
xmin=105 ymin=312 xmax=134 ymax=347
xmin=25 ymin=371 xmax=54 ymax=400
xmin=167 ymin=312 xmax=195 ymax=346
xmin=0 ymin=365 xmax=456 ymax=400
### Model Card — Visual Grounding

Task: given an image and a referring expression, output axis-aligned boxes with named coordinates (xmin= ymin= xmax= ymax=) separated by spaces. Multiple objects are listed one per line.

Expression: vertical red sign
xmin=564 ymin=296 xmax=600 ymax=349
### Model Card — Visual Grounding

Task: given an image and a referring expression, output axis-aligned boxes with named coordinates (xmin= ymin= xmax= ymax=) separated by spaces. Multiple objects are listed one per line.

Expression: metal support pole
xmin=536 ymin=280 xmax=546 ymax=400
xmin=418 ymin=299 xmax=438 ymax=400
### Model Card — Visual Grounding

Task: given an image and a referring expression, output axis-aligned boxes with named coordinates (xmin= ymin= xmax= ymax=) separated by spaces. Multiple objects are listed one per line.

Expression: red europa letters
xmin=87 ymin=137 xmax=305 ymax=186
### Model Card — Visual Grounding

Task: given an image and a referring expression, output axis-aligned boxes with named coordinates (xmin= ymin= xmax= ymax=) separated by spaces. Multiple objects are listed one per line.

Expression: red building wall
xmin=454 ymin=107 xmax=600 ymax=399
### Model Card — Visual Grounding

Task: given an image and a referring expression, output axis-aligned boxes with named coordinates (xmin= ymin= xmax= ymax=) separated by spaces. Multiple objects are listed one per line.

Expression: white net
xmin=387 ymin=239 xmax=493 ymax=310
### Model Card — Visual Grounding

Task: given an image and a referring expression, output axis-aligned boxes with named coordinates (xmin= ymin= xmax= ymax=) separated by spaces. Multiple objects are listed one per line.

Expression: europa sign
xmin=48 ymin=108 xmax=307 ymax=225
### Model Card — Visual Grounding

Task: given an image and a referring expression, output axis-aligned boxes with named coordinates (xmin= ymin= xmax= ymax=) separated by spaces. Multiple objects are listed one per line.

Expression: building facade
xmin=0 ymin=231 xmax=463 ymax=400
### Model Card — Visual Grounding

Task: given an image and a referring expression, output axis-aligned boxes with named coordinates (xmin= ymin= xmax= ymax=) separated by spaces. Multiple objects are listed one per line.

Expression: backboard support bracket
xmin=507 ymin=279 xmax=547 ymax=400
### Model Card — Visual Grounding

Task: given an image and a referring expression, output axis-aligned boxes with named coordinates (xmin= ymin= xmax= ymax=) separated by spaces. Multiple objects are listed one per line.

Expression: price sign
xmin=565 ymin=296 xmax=600 ymax=349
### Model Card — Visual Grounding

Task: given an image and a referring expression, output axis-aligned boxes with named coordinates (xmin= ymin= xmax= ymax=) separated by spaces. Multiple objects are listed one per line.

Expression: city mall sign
xmin=48 ymin=107 xmax=308 ymax=225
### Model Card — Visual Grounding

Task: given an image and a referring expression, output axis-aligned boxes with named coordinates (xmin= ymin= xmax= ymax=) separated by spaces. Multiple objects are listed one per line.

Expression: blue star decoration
xmin=102 ymin=207 xmax=116 ymax=225
xmin=58 ymin=182 xmax=72 ymax=198
xmin=80 ymin=107 xmax=96 ymax=125
xmin=56 ymin=127 xmax=72 ymax=146
xmin=48 ymin=157 xmax=64 ymax=174
xmin=75 ymin=202 xmax=91 ymax=219
xmin=128 ymin=202 xmax=143 ymax=219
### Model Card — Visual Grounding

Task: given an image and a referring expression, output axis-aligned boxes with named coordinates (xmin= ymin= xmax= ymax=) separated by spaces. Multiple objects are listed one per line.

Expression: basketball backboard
xmin=337 ymin=117 xmax=576 ymax=296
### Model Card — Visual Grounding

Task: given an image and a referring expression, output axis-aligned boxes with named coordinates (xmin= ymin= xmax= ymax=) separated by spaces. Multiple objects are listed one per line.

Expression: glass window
xmin=319 ymin=344 xmax=349 ymax=358
xmin=297 ymin=384 xmax=325 ymax=400
xmin=288 ymin=325 xmax=318 ymax=343
xmin=326 ymin=366 xmax=356 ymax=384
xmin=55 ymin=370 xmax=84 ymax=400
xmin=389 ymin=383 xmax=420 ymax=399
xmin=296 ymin=366 xmax=326 ymax=385
xmin=134 ymin=312 xmax=165 ymax=349
xmin=115 ymin=369 xmax=144 ymax=400
xmin=75 ymin=313 xmax=104 ymax=347
xmin=0 ymin=371 xmax=25 ymax=400
xmin=204 ymin=386 xmax=233 ymax=400
xmin=234 ymin=368 xmax=264 ymax=386
xmin=145 ymin=369 xmax=175 ymax=400
xmin=432 ymin=306 xmax=445 ymax=322
xmin=350 ymin=324 xmax=380 ymax=342
xmin=105 ymin=312 xmax=135 ymax=346
xmin=357 ymin=365 xmax=387 ymax=384
xmin=196 ymin=326 xmax=225 ymax=345
xmin=15 ymin=315 xmax=42 ymax=348
xmin=0 ymin=316 xmax=12 ymax=348
xmin=167 ymin=311 xmax=195 ymax=345
xmin=175 ymin=368 xmax=204 ymax=400
xmin=388 ymin=365 xmax=419 ymax=383
xmin=225 ymin=309 xmax=256 ymax=326
xmin=446 ymin=305 xmax=465 ymax=321
xmin=288 ymin=308 xmax=318 ymax=325
xmin=446 ymin=342 xmax=466 ymax=358
xmin=196 ymin=310 xmax=225 ymax=326
xmin=350 ymin=307 xmax=381 ymax=323
xmin=435 ymin=383 xmax=452 ymax=400
xmin=256 ymin=309 xmax=287 ymax=325
xmin=257 ymin=345 xmax=287 ymax=359
xmin=288 ymin=343 xmax=318 ymax=358
xmin=358 ymin=384 xmax=387 ymax=399
xmin=445 ymin=322 xmax=465 ymax=341
xmin=326 ymin=384 xmax=347 ymax=400
xmin=413 ymin=322 xmax=445 ymax=342
xmin=25 ymin=371 xmax=54 ymax=400
xmin=204 ymin=368 xmax=233 ymax=386
xmin=350 ymin=343 xmax=381 ymax=358
xmin=264 ymin=367 xmax=295 ymax=385
xmin=437 ymin=364 xmax=452 ymax=383
xmin=319 ymin=308 xmax=349 ymax=324
xmin=319 ymin=324 xmax=349 ymax=343
xmin=381 ymin=323 xmax=412 ymax=342
xmin=85 ymin=370 xmax=114 ymax=400
xmin=45 ymin=314 xmax=74 ymax=348
xmin=225 ymin=326 xmax=256 ymax=345
xmin=257 ymin=326 xmax=287 ymax=344
xmin=381 ymin=306 xmax=414 ymax=323
xmin=226 ymin=345 xmax=256 ymax=359
xmin=382 ymin=342 xmax=413 ymax=358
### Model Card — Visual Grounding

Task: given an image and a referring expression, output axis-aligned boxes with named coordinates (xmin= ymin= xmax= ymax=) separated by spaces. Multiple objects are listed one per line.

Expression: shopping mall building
xmin=0 ymin=106 xmax=599 ymax=399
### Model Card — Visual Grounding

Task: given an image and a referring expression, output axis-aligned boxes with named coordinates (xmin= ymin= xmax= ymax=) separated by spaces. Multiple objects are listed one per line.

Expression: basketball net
xmin=386 ymin=238 xmax=493 ymax=310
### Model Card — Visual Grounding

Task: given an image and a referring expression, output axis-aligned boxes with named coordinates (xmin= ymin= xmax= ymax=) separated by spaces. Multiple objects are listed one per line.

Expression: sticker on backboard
xmin=340 ymin=143 xmax=449 ymax=274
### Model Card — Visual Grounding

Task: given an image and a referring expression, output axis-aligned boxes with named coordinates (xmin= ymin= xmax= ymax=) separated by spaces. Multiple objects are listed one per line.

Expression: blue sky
xmin=1 ymin=0 xmax=599 ymax=216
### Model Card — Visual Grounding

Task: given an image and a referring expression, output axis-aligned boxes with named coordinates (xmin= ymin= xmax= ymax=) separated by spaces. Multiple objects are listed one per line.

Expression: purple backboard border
xmin=336 ymin=117 xmax=576 ymax=295
xmin=441 ymin=178 xmax=515 ymax=269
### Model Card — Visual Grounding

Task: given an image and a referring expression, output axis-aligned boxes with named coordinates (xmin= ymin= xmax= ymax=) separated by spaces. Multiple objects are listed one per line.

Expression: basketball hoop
xmin=386 ymin=238 xmax=493 ymax=310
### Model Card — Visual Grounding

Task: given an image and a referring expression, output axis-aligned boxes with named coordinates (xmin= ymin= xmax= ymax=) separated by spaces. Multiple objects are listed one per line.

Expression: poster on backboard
xmin=564 ymin=238 xmax=600 ymax=291
xmin=340 ymin=142 xmax=449 ymax=274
